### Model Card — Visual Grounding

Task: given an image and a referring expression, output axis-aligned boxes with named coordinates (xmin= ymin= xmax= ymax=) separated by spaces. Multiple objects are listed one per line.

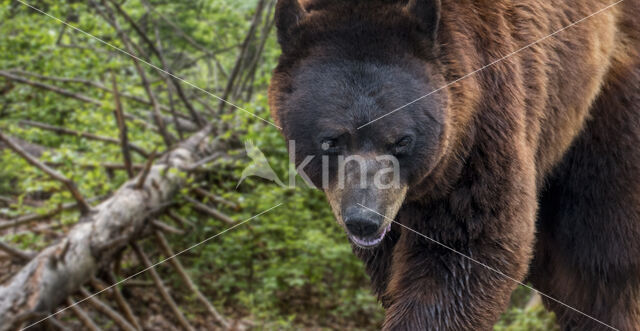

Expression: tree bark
xmin=0 ymin=127 xmax=214 ymax=331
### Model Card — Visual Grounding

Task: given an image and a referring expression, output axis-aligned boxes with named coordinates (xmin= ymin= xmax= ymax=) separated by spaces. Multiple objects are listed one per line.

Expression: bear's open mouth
xmin=349 ymin=223 xmax=391 ymax=248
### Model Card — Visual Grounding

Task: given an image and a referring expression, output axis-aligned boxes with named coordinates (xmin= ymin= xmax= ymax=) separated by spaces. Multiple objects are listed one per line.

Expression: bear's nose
xmin=345 ymin=217 xmax=380 ymax=238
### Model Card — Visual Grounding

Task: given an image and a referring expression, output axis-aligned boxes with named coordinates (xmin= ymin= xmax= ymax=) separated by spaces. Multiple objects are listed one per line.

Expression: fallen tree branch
xmin=44 ymin=162 xmax=145 ymax=172
xmin=131 ymin=242 xmax=195 ymax=331
xmin=152 ymin=220 xmax=184 ymax=235
xmin=184 ymin=196 xmax=234 ymax=225
xmin=103 ymin=273 xmax=143 ymax=331
xmin=6 ymin=69 xmax=188 ymax=115
xmin=166 ymin=210 xmax=195 ymax=229
xmin=67 ymin=298 xmax=102 ymax=331
xmin=0 ymin=196 xmax=106 ymax=231
xmin=0 ymin=135 xmax=48 ymax=158
xmin=0 ymin=70 xmax=101 ymax=105
xmin=192 ymin=187 xmax=240 ymax=211
xmin=19 ymin=120 xmax=150 ymax=157
xmin=136 ymin=149 xmax=157 ymax=189
xmin=111 ymin=72 xmax=135 ymax=178
xmin=0 ymin=131 xmax=92 ymax=215
xmin=0 ymin=127 xmax=214 ymax=330
xmin=79 ymin=287 xmax=137 ymax=331
xmin=0 ymin=241 xmax=35 ymax=262
xmin=0 ymin=205 xmax=62 ymax=231
xmin=154 ymin=231 xmax=229 ymax=329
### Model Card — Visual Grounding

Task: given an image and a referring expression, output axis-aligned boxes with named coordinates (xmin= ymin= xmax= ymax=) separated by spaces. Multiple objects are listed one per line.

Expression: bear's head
xmin=268 ymin=0 xmax=451 ymax=248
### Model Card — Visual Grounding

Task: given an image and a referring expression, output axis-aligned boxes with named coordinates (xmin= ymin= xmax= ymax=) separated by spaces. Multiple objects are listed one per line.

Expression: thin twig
xmin=192 ymin=187 xmax=240 ymax=211
xmin=218 ymin=0 xmax=267 ymax=114
xmin=166 ymin=210 xmax=195 ymax=229
xmin=19 ymin=120 xmax=149 ymax=157
xmin=0 ymin=241 xmax=35 ymax=262
xmin=0 ymin=196 xmax=106 ymax=231
xmin=0 ymin=132 xmax=91 ymax=215
xmin=0 ymin=204 xmax=63 ymax=231
xmin=107 ymin=0 xmax=204 ymax=127
xmin=154 ymin=231 xmax=229 ymax=328
xmin=111 ymin=72 xmax=134 ymax=178
xmin=152 ymin=219 xmax=185 ymax=235
xmin=131 ymin=242 xmax=195 ymax=331
xmin=103 ymin=272 xmax=143 ymax=330
xmin=79 ymin=287 xmax=137 ymax=331
xmin=136 ymin=148 xmax=157 ymax=189
xmin=154 ymin=24 xmax=184 ymax=139
xmin=95 ymin=0 xmax=174 ymax=147
xmin=44 ymin=162 xmax=145 ymax=172
xmin=6 ymin=69 xmax=183 ymax=113
xmin=0 ymin=70 xmax=101 ymax=105
xmin=184 ymin=152 xmax=223 ymax=172
xmin=236 ymin=1 xmax=276 ymax=101
xmin=184 ymin=196 xmax=234 ymax=225
xmin=66 ymin=298 xmax=102 ymax=331
xmin=45 ymin=317 xmax=71 ymax=331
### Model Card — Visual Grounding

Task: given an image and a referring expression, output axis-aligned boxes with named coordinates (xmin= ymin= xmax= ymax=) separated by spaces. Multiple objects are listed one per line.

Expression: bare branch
xmin=0 ymin=132 xmax=92 ymax=215
xmin=0 ymin=134 xmax=48 ymax=158
xmin=44 ymin=162 xmax=145 ymax=172
xmin=0 ymin=196 xmax=106 ymax=231
xmin=136 ymin=149 xmax=158 ymax=189
xmin=138 ymin=0 xmax=225 ymax=59
xmin=111 ymin=72 xmax=135 ymax=178
xmin=106 ymin=0 xmax=159 ymax=59
xmin=153 ymin=24 xmax=184 ymax=139
xmin=103 ymin=273 xmax=143 ymax=331
xmin=166 ymin=210 xmax=195 ymax=229
xmin=0 ymin=241 xmax=35 ymax=262
xmin=79 ymin=287 xmax=137 ymax=331
xmin=94 ymin=0 xmax=174 ymax=147
xmin=154 ymin=231 xmax=229 ymax=328
xmin=45 ymin=317 xmax=71 ymax=331
xmin=236 ymin=1 xmax=277 ymax=101
xmin=218 ymin=0 xmax=267 ymax=114
xmin=131 ymin=243 xmax=195 ymax=331
xmin=184 ymin=197 xmax=234 ymax=225
xmin=192 ymin=187 xmax=240 ymax=211
xmin=0 ymin=70 xmax=101 ymax=105
xmin=152 ymin=219 xmax=184 ymax=235
xmin=0 ymin=206 xmax=61 ymax=231
xmin=19 ymin=120 xmax=150 ymax=157
xmin=0 ymin=128 xmax=214 ymax=330
xmin=6 ymin=69 xmax=184 ymax=114
xmin=66 ymin=298 xmax=102 ymax=331
xmin=2 ymin=69 xmax=196 ymax=134
xmin=183 ymin=152 xmax=223 ymax=172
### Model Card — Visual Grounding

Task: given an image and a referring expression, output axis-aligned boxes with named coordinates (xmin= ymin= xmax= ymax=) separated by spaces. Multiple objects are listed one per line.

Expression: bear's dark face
xmin=269 ymin=0 xmax=449 ymax=248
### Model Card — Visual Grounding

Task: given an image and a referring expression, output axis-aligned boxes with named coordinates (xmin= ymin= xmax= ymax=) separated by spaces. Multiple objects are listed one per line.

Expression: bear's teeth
xmin=350 ymin=223 xmax=391 ymax=247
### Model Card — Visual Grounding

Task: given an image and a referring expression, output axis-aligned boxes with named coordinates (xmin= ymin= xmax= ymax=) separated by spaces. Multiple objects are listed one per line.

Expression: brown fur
xmin=269 ymin=0 xmax=640 ymax=329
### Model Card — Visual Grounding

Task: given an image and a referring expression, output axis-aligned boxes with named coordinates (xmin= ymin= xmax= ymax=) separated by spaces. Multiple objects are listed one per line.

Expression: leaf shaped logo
xmin=236 ymin=141 xmax=285 ymax=188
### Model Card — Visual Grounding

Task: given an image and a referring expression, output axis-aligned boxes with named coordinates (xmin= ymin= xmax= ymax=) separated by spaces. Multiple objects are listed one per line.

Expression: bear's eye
xmin=392 ymin=136 xmax=414 ymax=155
xmin=321 ymin=138 xmax=340 ymax=154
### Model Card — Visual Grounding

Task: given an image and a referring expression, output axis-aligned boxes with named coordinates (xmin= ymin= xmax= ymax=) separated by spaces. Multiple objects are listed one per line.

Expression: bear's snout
xmin=343 ymin=205 xmax=390 ymax=248
xmin=345 ymin=217 xmax=379 ymax=238
xmin=344 ymin=206 xmax=383 ymax=238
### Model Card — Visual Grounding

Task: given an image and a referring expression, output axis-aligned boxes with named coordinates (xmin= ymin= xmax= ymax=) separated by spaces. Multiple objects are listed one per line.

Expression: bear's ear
xmin=275 ymin=0 xmax=308 ymax=51
xmin=405 ymin=0 xmax=441 ymax=43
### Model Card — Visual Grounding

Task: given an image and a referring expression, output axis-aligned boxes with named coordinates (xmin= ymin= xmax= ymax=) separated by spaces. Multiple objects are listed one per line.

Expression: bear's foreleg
xmin=381 ymin=147 xmax=538 ymax=330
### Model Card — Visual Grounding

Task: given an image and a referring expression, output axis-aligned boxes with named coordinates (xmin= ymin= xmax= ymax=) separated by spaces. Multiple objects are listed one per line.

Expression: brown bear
xmin=268 ymin=0 xmax=640 ymax=329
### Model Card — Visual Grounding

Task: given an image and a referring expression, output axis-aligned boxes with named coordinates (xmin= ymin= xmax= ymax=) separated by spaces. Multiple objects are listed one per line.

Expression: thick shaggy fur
xmin=269 ymin=0 xmax=640 ymax=329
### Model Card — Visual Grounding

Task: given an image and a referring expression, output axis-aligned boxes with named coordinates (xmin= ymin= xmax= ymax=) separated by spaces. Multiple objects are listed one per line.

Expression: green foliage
xmin=495 ymin=304 xmax=559 ymax=331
